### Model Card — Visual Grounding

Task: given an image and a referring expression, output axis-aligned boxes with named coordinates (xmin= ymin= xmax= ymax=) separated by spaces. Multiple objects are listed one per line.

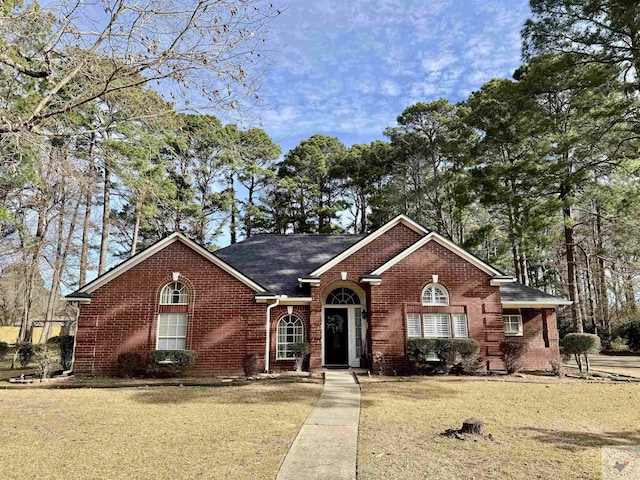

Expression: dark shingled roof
xmin=500 ymin=282 xmax=571 ymax=304
xmin=215 ymin=234 xmax=365 ymax=296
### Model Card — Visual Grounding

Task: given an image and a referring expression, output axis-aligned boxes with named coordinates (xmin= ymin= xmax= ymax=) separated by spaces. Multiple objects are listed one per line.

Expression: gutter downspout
xmin=265 ymin=296 xmax=281 ymax=373
xmin=63 ymin=303 xmax=80 ymax=375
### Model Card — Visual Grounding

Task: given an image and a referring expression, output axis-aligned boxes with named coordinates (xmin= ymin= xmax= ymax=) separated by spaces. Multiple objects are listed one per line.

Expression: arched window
xmin=160 ymin=282 xmax=188 ymax=305
xmin=326 ymin=287 xmax=361 ymax=305
xmin=422 ymin=283 xmax=449 ymax=306
xmin=277 ymin=315 xmax=304 ymax=360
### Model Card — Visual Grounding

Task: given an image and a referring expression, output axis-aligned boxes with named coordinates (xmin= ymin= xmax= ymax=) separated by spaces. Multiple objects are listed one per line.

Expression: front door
xmin=325 ymin=308 xmax=349 ymax=365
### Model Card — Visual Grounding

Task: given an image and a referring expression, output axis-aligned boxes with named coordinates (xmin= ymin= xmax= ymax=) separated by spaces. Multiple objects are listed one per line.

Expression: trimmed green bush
xmin=290 ymin=342 xmax=310 ymax=372
xmin=16 ymin=342 xmax=35 ymax=367
xmin=34 ymin=344 xmax=61 ymax=379
xmin=0 ymin=341 xmax=8 ymax=361
xmin=116 ymin=353 xmax=141 ymax=377
xmin=499 ymin=340 xmax=528 ymax=374
xmin=562 ymin=333 xmax=601 ymax=373
xmin=146 ymin=350 xmax=198 ymax=377
xmin=47 ymin=335 xmax=74 ymax=370
xmin=242 ymin=353 xmax=260 ymax=377
xmin=407 ymin=338 xmax=481 ymax=375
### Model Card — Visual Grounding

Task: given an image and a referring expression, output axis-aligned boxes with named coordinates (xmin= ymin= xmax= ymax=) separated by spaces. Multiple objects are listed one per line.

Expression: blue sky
xmin=249 ymin=0 xmax=531 ymax=154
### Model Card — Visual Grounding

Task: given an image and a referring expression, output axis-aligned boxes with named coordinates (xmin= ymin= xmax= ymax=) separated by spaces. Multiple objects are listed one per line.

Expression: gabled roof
xmin=370 ymin=231 xmax=507 ymax=278
xmin=307 ymin=214 xmax=429 ymax=277
xmin=66 ymin=233 xmax=266 ymax=300
xmin=500 ymin=282 xmax=572 ymax=307
xmin=216 ymin=234 xmax=365 ymax=296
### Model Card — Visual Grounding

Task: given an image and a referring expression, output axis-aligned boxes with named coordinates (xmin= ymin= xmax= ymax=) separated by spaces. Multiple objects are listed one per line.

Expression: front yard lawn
xmin=358 ymin=378 xmax=640 ymax=480
xmin=0 ymin=382 xmax=321 ymax=479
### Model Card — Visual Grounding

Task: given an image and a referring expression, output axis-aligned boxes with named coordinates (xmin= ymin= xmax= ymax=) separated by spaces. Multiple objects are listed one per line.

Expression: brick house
xmin=65 ymin=215 xmax=570 ymax=375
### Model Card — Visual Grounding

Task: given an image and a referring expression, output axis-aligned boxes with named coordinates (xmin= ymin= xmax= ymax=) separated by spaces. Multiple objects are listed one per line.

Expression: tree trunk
xmin=563 ymin=204 xmax=583 ymax=333
xmin=98 ymin=162 xmax=111 ymax=275
xmin=594 ymin=201 xmax=609 ymax=331
xmin=79 ymin=133 xmax=96 ymax=287
xmin=229 ymin=174 xmax=237 ymax=244
xmin=461 ymin=419 xmax=485 ymax=435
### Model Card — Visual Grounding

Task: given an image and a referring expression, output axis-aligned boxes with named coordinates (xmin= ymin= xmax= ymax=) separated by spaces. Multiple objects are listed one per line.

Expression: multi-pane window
xmin=406 ymin=313 xmax=469 ymax=339
xmin=277 ymin=315 xmax=304 ymax=359
xmin=160 ymin=282 xmax=188 ymax=305
xmin=355 ymin=308 xmax=363 ymax=357
xmin=421 ymin=283 xmax=449 ymax=305
xmin=326 ymin=288 xmax=361 ymax=305
xmin=453 ymin=314 xmax=468 ymax=338
xmin=503 ymin=314 xmax=523 ymax=336
xmin=157 ymin=312 xmax=187 ymax=350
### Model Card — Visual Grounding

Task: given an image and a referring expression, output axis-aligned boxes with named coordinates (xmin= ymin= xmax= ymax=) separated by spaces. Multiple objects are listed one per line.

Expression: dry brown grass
xmin=358 ymin=378 xmax=640 ymax=480
xmin=0 ymin=382 xmax=321 ymax=479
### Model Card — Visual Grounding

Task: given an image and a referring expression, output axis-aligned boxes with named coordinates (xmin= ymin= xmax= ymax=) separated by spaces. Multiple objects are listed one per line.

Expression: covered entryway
xmin=323 ymin=285 xmax=366 ymax=367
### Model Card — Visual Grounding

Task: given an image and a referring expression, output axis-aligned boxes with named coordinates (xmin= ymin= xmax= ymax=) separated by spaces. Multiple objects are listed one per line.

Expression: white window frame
xmin=452 ymin=313 xmax=468 ymax=338
xmin=160 ymin=282 xmax=189 ymax=305
xmin=276 ymin=315 xmax=304 ymax=360
xmin=503 ymin=314 xmax=523 ymax=336
xmin=421 ymin=283 xmax=449 ymax=306
xmin=156 ymin=312 xmax=188 ymax=350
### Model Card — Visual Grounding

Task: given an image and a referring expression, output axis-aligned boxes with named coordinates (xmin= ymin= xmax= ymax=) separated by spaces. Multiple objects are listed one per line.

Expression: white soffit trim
xmin=502 ymin=300 xmax=573 ymax=308
xmin=309 ymin=214 xmax=428 ymax=277
xmin=65 ymin=297 xmax=92 ymax=305
xmin=80 ymin=233 xmax=265 ymax=294
xmin=255 ymin=296 xmax=312 ymax=305
xmin=371 ymin=232 xmax=503 ymax=277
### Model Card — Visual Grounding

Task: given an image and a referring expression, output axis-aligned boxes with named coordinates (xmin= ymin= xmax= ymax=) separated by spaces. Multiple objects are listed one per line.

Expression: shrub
xmin=0 ymin=341 xmax=8 ymax=361
xmin=610 ymin=336 xmax=629 ymax=352
xmin=16 ymin=342 xmax=35 ymax=367
xmin=451 ymin=339 xmax=481 ymax=374
xmin=407 ymin=338 xmax=480 ymax=375
xmin=562 ymin=333 xmax=601 ymax=373
xmin=290 ymin=342 xmax=310 ymax=372
xmin=620 ymin=320 xmax=640 ymax=351
xmin=499 ymin=340 xmax=528 ymax=374
xmin=549 ymin=359 xmax=563 ymax=377
xmin=146 ymin=350 xmax=198 ymax=377
xmin=242 ymin=353 xmax=260 ymax=377
xmin=47 ymin=335 xmax=74 ymax=370
xmin=116 ymin=353 xmax=141 ymax=377
xmin=34 ymin=344 xmax=61 ymax=379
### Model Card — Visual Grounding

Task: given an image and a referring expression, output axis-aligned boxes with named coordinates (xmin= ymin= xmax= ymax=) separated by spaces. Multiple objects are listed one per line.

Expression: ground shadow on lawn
xmin=529 ymin=427 xmax=640 ymax=452
xmin=129 ymin=382 xmax=320 ymax=405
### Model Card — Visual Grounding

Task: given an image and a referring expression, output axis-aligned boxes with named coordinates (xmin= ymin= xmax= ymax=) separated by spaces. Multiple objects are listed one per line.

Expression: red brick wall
xmin=308 ymin=222 xmax=423 ymax=369
xmin=74 ymin=240 xmax=266 ymax=376
xmin=518 ymin=308 xmax=560 ymax=370
xmin=364 ymin=240 xmax=505 ymax=373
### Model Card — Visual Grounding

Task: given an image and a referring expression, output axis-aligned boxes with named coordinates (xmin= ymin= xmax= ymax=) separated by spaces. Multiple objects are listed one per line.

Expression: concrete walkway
xmin=276 ymin=370 xmax=360 ymax=480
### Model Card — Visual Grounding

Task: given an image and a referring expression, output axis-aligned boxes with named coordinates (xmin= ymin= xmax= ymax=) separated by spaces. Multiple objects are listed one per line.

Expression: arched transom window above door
xmin=326 ymin=287 xmax=361 ymax=305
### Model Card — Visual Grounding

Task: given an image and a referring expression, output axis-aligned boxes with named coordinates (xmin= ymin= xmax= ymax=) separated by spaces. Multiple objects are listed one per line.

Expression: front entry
xmin=324 ymin=308 xmax=349 ymax=365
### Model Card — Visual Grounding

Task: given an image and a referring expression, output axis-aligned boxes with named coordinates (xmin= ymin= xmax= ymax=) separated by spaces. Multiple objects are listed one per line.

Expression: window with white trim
xmin=453 ymin=313 xmax=468 ymax=338
xmin=326 ymin=288 xmax=361 ymax=305
xmin=407 ymin=313 xmax=422 ymax=338
xmin=423 ymin=313 xmax=451 ymax=338
xmin=160 ymin=282 xmax=188 ymax=305
xmin=355 ymin=308 xmax=363 ymax=357
xmin=503 ymin=314 xmax=523 ymax=336
xmin=422 ymin=283 xmax=449 ymax=305
xmin=406 ymin=313 xmax=469 ymax=339
xmin=277 ymin=315 xmax=304 ymax=359
xmin=157 ymin=312 xmax=187 ymax=350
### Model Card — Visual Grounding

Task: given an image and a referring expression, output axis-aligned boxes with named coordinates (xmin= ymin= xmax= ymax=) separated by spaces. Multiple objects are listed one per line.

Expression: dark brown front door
xmin=325 ymin=308 xmax=348 ymax=365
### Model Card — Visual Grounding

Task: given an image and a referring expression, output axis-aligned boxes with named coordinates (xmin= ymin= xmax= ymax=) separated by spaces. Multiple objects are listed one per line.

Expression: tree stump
xmin=461 ymin=418 xmax=485 ymax=435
